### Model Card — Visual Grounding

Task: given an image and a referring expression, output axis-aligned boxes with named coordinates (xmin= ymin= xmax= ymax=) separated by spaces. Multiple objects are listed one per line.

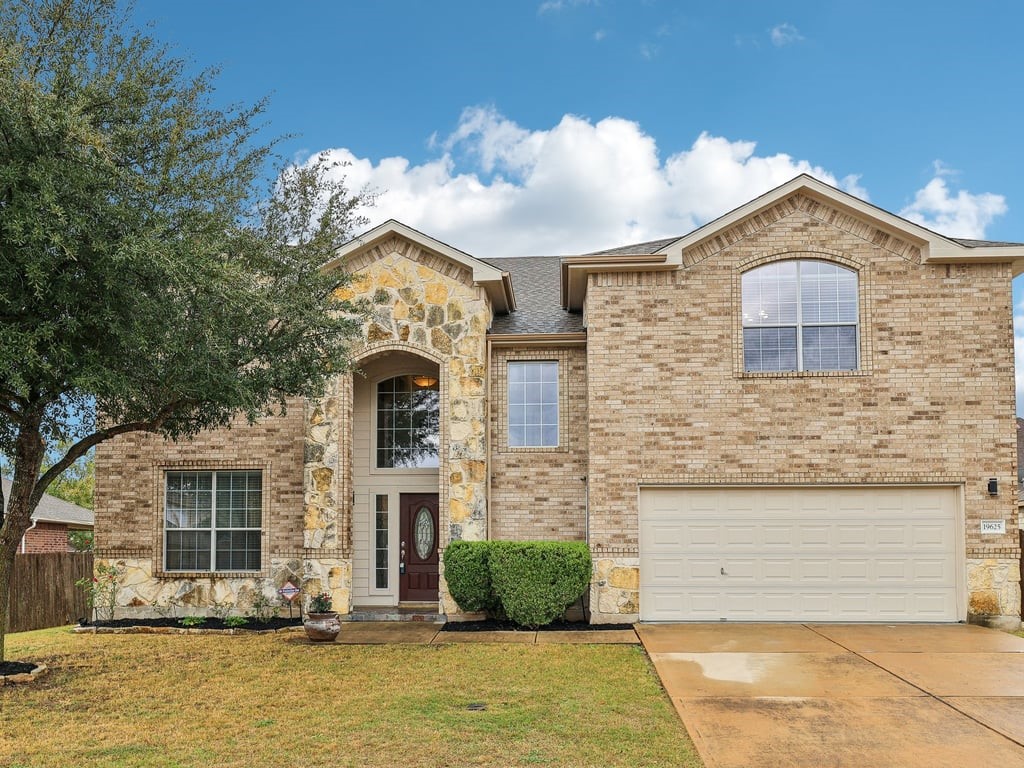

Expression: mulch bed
xmin=0 ymin=661 xmax=37 ymax=676
xmin=442 ymin=619 xmax=630 ymax=632
xmin=80 ymin=616 xmax=302 ymax=632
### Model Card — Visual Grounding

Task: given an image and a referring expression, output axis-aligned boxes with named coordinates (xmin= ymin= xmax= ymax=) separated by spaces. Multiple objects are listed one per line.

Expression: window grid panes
xmin=742 ymin=261 xmax=858 ymax=372
xmin=376 ymin=375 xmax=440 ymax=469
xmin=374 ymin=494 xmax=389 ymax=590
xmin=508 ymin=361 xmax=559 ymax=447
xmin=165 ymin=471 xmax=261 ymax=572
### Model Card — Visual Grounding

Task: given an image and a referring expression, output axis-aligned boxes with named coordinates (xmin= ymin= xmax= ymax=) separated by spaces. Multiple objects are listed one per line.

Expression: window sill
xmin=156 ymin=570 xmax=265 ymax=579
xmin=737 ymin=368 xmax=869 ymax=379
xmin=501 ymin=445 xmax=568 ymax=454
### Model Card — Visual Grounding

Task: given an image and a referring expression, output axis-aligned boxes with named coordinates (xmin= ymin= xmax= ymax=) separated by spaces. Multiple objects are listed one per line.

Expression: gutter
xmin=487 ymin=332 xmax=587 ymax=347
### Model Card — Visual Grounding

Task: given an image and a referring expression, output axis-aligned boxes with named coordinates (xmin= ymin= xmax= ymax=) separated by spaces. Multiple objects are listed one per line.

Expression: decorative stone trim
xmin=73 ymin=625 xmax=303 ymax=635
xmin=589 ymin=557 xmax=640 ymax=624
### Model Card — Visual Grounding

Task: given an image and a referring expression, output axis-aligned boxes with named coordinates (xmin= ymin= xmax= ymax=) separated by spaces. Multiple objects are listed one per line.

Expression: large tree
xmin=0 ymin=0 xmax=371 ymax=660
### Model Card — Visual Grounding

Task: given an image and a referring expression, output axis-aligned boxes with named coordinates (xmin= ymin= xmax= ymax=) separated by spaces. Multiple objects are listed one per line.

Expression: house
xmin=94 ymin=175 xmax=1024 ymax=628
xmin=3 ymin=478 xmax=94 ymax=553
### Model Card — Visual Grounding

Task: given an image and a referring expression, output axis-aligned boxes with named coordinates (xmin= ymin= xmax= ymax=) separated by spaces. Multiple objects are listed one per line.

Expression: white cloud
xmin=770 ymin=22 xmax=804 ymax=47
xmin=311 ymin=107 xmax=888 ymax=258
xmin=538 ymin=0 xmax=594 ymax=14
xmin=593 ymin=29 xmax=607 ymax=41
xmin=899 ymin=176 xmax=1007 ymax=238
xmin=639 ymin=42 xmax=659 ymax=60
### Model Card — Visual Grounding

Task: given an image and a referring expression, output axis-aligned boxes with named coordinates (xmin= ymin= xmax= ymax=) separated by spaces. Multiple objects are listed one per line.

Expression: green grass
xmin=0 ymin=627 xmax=701 ymax=768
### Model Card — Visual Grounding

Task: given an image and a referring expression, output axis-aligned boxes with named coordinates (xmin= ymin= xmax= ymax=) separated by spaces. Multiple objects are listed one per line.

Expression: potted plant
xmin=303 ymin=591 xmax=341 ymax=642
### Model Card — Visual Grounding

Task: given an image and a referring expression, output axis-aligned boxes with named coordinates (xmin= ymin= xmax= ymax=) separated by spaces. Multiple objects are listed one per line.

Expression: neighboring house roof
xmin=1 ymin=478 xmax=94 ymax=528
xmin=484 ymin=256 xmax=585 ymax=336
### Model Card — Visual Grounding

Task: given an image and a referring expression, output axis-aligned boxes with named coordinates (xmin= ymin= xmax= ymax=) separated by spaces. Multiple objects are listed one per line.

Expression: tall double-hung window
xmin=508 ymin=361 xmax=558 ymax=447
xmin=742 ymin=260 xmax=858 ymax=372
xmin=164 ymin=470 xmax=262 ymax=571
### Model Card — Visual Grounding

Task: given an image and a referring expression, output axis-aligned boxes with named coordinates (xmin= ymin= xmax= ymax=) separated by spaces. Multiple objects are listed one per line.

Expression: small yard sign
xmin=278 ymin=582 xmax=301 ymax=602
xmin=980 ymin=519 xmax=1006 ymax=535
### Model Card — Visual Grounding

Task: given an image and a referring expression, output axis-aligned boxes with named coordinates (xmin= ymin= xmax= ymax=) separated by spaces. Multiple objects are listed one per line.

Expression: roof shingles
xmin=484 ymin=256 xmax=584 ymax=335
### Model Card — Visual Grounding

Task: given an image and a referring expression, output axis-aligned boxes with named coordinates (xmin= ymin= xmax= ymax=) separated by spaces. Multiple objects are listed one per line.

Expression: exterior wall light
xmin=987 ymin=478 xmax=998 ymax=496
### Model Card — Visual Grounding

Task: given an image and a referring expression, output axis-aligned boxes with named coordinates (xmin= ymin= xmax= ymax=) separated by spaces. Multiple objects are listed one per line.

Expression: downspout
xmin=21 ymin=518 xmax=38 ymax=554
xmin=485 ymin=335 xmax=492 ymax=541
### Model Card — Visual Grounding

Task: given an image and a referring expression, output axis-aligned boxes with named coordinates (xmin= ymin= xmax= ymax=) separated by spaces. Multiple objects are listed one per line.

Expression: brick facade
xmin=489 ymin=345 xmax=588 ymax=541
xmin=92 ymin=184 xmax=1022 ymax=627
xmin=585 ymin=195 xmax=1020 ymax=622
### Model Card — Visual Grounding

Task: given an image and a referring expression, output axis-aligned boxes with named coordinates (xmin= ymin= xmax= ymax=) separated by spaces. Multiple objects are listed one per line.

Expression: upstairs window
xmin=376 ymin=375 xmax=440 ymax=469
xmin=508 ymin=361 xmax=559 ymax=447
xmin=742 ymin=260 xmax=858 ymax=372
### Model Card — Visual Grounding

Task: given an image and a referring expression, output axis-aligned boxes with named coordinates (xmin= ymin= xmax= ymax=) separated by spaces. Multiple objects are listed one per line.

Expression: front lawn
xmin=0 ymin=627 xmax=701 ymax=768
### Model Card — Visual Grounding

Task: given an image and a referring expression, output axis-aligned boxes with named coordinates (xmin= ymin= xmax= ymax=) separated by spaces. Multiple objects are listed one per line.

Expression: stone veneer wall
xmin=93 ymin=398 xmax=308 ymax=617
xmin=304 ymin=236 xmax=492 ymax=614
xmin=585 ymin=194 xmax=1021 ymax=624
xmin=93 ymin=233 xmax=495 ymax=618
xmin=488 ymin=345 xmax=588 ymax=540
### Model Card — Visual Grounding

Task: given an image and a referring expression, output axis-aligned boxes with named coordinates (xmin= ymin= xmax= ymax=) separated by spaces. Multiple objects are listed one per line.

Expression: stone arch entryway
xmin=349 ymin=347 xmax=443 ymax=606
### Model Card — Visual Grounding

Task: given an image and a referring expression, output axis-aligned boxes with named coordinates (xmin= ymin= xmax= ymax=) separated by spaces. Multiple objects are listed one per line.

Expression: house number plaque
xmin=980 ymin=520 xmax=1006 ymax=534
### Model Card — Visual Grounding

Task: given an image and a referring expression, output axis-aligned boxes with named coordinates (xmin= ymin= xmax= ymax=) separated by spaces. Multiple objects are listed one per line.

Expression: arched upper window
xmin=741 ymin=260 xmax=858 ymax=372
xmin=376 ymin=375 xmax=439 ymax=468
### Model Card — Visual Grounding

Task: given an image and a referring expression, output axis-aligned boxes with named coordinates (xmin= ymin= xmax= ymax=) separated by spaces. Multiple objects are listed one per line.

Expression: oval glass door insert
xmin=414 ymin=506 xmax=434 ymax=559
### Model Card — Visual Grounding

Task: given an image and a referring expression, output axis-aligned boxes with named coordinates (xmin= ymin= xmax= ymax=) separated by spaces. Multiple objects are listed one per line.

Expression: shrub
xmin=75 ymin=561 xmax=125 ymax=621
xmin=488 ymin=542 xmax=592 ymax=628
xmin=224 ymin=615 xmax=249 ymax=628
xmin=443 ymin=540 xmax=498 ymax=613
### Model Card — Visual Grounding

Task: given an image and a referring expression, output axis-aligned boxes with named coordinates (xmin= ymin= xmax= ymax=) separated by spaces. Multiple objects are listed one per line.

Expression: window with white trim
xmin=742 ymin=260 xmax=858 ymax=372
xmin=508 ymin=361 xmax=558 ymax=447
xmin=164 ymin=471 xmax=262 ymax=572
xmin=376 ymin=375 xmax=440 ymax=469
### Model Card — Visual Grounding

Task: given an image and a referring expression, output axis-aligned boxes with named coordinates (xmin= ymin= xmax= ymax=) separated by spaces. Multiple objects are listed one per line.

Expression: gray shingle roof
xmin=585 ymin=236 xmax=679 ymax=256
xmin=952 ymin=238 xmax=1024 ymax=248
xmin=483 ymin=234 xmax=1024 ymax=336
xmin=2 ymin=478 xmax=94 ymax=527
xmin=484 ymin=256 xmax=584 ymax=335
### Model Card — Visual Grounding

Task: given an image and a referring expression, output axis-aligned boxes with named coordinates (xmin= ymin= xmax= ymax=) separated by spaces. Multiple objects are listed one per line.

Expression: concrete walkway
xmin=637 ymin=623 xmax=1024 ymax=768
xmin=288 ymin=621 xmax=639 ymax=645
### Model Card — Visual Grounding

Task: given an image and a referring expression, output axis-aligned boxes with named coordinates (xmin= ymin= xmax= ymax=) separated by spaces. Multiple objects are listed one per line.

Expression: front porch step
xmin=348 ymin=603 xmax=446 ymax=623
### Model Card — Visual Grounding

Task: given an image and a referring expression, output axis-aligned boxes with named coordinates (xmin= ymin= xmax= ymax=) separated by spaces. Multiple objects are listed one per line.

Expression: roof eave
xmin=326 ymin=219 xmax=517 ymax=313
xmin=560 ymin=253 xmax=679 ymax=311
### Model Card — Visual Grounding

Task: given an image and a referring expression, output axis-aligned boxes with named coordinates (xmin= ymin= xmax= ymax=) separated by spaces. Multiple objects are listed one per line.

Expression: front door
xmin=400 ymin=493 xmax=439 ymax=601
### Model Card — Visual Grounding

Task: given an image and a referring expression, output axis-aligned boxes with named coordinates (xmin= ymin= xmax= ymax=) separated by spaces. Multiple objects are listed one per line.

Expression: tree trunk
xmin=0 ymin=416 xmax=46 ymax=662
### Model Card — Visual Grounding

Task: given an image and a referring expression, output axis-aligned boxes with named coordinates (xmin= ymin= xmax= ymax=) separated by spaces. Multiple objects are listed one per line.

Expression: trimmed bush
xmin=443 ymin=540 xmax=498 ymax=613
xmin=488 ymin=541 xmax=592 ymax=628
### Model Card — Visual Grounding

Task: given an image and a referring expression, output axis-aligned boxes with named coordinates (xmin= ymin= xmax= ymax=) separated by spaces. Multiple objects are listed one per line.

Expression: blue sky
xmin=130 ymin=0 xmax=1024 ymax=409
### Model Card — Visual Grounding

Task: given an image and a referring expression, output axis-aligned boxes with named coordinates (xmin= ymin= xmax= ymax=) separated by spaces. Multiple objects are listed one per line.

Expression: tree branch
xmin=36 ymin=400 xmax=187 ymax=492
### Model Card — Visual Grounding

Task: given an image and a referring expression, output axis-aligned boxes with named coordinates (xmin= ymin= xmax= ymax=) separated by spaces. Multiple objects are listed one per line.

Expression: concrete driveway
xmin=637 ymin=623 xmax=1024 ymax=768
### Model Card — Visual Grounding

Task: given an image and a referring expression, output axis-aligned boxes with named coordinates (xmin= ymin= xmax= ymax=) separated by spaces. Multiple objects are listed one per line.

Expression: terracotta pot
xmin=303 ymin=612 xmax=341 ymax=642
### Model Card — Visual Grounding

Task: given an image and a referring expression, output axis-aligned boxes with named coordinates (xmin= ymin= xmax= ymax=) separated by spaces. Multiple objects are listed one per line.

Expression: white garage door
xmin=639 ymin=486 xmax=960 ymax=622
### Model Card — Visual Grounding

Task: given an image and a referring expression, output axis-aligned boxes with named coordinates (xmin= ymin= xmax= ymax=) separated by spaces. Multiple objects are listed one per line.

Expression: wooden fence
xmin=7 ymin=552 xmax=93 ymax=633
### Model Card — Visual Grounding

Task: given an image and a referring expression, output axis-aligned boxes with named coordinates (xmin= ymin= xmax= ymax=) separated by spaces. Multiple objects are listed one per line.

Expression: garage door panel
xmin=639 ymin=486 xmax=959 ymax=622
xmin=798 ymin=526 xmax=831 ymax=546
